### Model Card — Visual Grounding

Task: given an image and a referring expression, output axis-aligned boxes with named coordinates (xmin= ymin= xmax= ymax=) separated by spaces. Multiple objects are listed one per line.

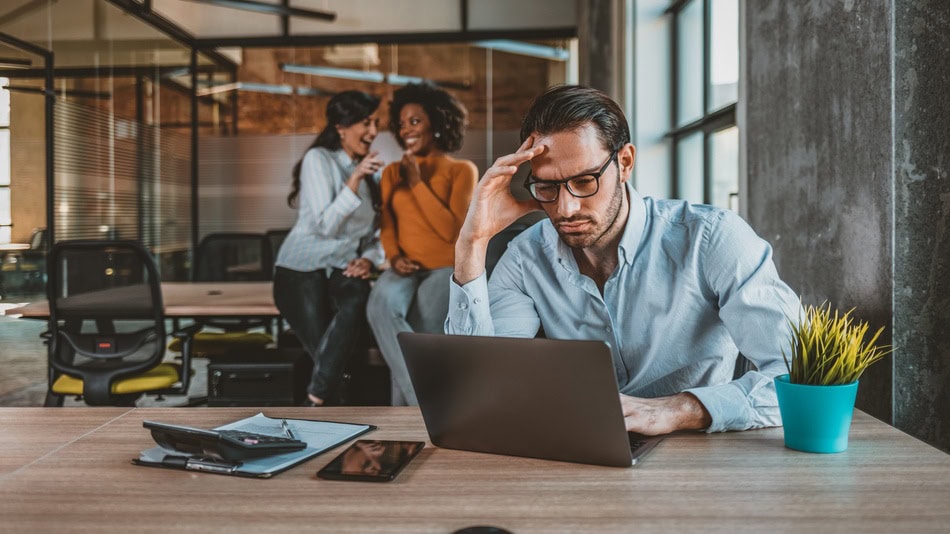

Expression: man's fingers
xmin=517 ymin=135 xmax=534 ymax=152
xmin=493 ymin=145 xmax=544 ymax=170
xmin=482 ymin=165 xmax=519 ymax=182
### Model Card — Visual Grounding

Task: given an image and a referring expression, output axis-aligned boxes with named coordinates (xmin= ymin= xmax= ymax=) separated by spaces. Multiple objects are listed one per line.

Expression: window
xmin=1 ymin=77 xmax=10 ymax=243
xmin=668 ymin=0 xmax=739 ymax=210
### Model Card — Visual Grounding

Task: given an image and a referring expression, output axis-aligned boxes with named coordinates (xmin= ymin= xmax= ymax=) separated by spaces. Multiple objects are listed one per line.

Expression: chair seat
xmin=52 ymin=363 xmax=181 ymax=396
xmin=168 ymin=331 xmax=273 ymax=357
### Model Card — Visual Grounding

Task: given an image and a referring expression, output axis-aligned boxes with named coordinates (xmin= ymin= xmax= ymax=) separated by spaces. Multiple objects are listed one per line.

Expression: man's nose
xmin=368 ymin=123 xmax=378 ymax=136
xmin=556 ymin=187 xmax=581 ymax=216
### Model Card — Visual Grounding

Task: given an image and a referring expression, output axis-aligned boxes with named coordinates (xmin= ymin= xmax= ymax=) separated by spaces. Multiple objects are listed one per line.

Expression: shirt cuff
xmin=335 ymin=186 xmax=361 ymax=211
xmin=444 ymin=272 xmax=492 ymax=335
xmin=685 ymin=383 xmax=753 ymax=433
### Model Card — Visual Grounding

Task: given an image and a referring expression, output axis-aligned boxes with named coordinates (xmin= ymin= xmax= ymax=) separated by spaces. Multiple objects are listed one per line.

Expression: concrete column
xmin=744 ymin=1 xmax=950 ymax=452
xmin=578 ymin=0 xmax=625 ymax=101
xmin=892 ymin=0 xmax=950 ymax=452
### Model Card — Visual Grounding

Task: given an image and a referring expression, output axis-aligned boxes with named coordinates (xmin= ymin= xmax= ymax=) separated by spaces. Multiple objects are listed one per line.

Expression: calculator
xmin=144 ymin=421 xmax=307 ymax=462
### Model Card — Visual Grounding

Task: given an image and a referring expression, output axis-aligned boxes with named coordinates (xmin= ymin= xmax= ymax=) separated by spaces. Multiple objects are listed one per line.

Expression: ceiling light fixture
xmin=471 ymin=40 xmax=570 ymax=61
xmin=281 ymin=63 xmax=385 ymax=83
xmin=0 ymin=57 xmax=32 ymax=69
xmin=196 ymin=82 xmax=294 ymax=96
xmin=280 ymin=63 xmax=467 ymax=90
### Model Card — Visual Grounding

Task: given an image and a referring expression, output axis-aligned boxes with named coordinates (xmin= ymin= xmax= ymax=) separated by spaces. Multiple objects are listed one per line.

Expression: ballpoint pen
xmin=281 ymin=418 xmax=297 ymax=440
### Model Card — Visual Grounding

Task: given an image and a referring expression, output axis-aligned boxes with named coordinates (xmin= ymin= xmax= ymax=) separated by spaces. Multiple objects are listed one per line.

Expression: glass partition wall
xmin=0 ymin=0 xmax=573 ymax=286
xmin=198 ymin=41 xmax=571 ymax=238
xmin=0 ymin=0 xmax=230 ymax=284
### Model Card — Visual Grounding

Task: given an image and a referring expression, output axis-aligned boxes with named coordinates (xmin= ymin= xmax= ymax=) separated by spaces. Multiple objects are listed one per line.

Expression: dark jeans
xmin=273 ymin=266 xmax=371 ymax=401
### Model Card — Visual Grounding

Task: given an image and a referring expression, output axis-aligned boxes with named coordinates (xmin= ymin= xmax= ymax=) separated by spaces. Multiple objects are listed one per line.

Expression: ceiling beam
xmin=180 ymin=0 xmax=336 ymax=21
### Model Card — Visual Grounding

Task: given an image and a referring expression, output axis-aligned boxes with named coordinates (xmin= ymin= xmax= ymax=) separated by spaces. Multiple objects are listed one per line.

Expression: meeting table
xmin=0 ymin=406 xmax=947 ymax=532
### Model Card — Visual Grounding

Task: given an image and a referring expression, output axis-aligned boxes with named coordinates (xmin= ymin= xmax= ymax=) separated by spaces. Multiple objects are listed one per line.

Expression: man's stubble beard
xmin=556 ymin=179 xmax=625 ymax=250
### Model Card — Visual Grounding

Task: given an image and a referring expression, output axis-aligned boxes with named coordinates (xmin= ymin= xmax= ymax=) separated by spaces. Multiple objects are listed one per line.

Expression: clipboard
xmin=133 ymin=413 xmax=375 ymax=478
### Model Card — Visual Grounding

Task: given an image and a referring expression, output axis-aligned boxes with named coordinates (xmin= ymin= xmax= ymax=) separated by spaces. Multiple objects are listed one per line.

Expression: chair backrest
xmin=193 ymin=233 xmax=274 ymax=282
xmin=47 ymin=240 xmax=166 ymax=405
xmin=265 ymin=229 xmax=290 ymax=258
xmin=485 ymin=222 xmax=531 ymax=279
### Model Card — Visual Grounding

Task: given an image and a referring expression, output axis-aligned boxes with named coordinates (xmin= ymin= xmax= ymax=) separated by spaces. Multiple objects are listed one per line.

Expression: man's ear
xmin=617 ymin=144 xmax=636 ymax=183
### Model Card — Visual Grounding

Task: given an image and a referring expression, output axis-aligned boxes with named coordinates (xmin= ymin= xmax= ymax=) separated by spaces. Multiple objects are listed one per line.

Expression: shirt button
xmin=458 ymin=302 xmax=468 ymax=310
xmin=606 ymin=326 xmax=612 ymax=333
xmin=473 ymin=298 xmax=481 ymax=304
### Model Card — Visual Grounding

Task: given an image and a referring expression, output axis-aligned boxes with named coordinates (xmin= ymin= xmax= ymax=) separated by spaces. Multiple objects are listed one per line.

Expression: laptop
xmin=398 ymin=332 xmax=663 ymax=467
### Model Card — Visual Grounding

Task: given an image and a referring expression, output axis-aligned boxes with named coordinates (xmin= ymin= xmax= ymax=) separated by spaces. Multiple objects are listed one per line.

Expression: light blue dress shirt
xmin=445 ymin=185 xmax=801 ymax=432
xmin=276 ymin=147 xmax=385 ymax=272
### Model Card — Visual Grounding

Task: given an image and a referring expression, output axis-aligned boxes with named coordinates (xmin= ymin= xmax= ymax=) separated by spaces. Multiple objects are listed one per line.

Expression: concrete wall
xmin=745 ymin=0 xmax=950 ymax=452
xmin=892 ymin=0 xmax=950 ymax=453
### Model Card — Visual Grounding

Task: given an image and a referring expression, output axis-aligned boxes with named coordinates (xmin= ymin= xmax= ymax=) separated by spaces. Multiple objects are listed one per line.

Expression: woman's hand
xmin=343 ymin=257 xmax=374 ymax=279
xmin=391 ymin=255 xmax=421 ymax=276
xmin=399 ymin=150 xmax=422 ymax=186
xmin=346 ymin=151 xmax=384 ymax=193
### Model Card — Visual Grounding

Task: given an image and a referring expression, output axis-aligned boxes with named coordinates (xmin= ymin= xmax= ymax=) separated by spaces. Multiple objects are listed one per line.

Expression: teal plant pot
xmin=774 ymin=374 xmax=859 ymax=453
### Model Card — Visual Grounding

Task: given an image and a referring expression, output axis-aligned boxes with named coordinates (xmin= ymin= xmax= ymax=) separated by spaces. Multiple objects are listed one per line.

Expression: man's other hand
xmin=619 ymin=392 xmax=712 ymax=435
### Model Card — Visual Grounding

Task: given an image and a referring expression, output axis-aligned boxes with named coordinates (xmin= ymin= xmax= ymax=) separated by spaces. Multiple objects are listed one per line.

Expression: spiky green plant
xmin=783 ymin=303 xmax=892 ymax=386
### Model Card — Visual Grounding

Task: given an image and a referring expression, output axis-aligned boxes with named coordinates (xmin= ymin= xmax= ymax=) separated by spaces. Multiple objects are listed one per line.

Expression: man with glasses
xmin=446 ymin=85 xmax=800 ymax=436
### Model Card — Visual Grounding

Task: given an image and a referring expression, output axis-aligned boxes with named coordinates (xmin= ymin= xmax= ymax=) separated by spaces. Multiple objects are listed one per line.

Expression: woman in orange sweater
xmin=367 ymin=83 xmax=477 ymax=405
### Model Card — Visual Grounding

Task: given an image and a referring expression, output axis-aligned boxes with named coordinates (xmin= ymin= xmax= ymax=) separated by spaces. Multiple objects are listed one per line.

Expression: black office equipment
xmin=135 ymin=413 xmax=375 ymax=478
xmin=143 ymin=421 xmax=307 ymax=462
xmin=399 ymin=332 xmax=663 ymax=467
xmin=207 ymin=349 xmax=311 ymax=406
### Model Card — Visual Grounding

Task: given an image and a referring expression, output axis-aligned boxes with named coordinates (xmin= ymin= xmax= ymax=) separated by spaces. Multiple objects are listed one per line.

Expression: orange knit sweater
xmin=379 ymin=154 xmax=478 ymax=270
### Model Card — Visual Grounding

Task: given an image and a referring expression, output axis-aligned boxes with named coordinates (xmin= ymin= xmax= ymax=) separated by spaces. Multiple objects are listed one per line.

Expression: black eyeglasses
xmin=523 ymin=150 xmax=618 ymax=203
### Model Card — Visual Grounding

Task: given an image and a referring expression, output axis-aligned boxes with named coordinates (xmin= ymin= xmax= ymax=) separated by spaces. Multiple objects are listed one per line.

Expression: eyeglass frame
xmin=522 ymin=150 xmax=619 ymax=203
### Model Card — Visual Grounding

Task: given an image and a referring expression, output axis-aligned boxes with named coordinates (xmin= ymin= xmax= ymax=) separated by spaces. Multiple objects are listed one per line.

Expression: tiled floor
xmin=0 ymin=294 xmax=207 ymax=407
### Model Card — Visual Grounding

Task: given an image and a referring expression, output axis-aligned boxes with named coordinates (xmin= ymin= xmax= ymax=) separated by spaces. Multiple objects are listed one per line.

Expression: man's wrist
xmin=453 ymin=235 xmax=490 ymax=285
xmin=675 ymin=392 xmax=712 ymax=431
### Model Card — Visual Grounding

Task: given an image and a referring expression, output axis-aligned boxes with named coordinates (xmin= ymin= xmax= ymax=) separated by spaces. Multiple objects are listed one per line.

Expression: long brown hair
xmin=288 ymin=90 xmax=381 ymax=207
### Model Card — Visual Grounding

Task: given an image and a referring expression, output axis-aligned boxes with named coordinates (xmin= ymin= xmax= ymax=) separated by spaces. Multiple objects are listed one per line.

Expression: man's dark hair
xmin=389 ymin=82 xmax=467 ymax=153
xmin=520 ymin=85 xmax=630 ymax=152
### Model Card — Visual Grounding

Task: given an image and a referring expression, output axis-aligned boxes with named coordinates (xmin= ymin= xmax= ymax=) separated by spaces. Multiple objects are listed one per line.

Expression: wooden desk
xmin=3 ymin=282 xmax=277 ymax=319
xmin=0 ymin=407 xmax=948 ymax=532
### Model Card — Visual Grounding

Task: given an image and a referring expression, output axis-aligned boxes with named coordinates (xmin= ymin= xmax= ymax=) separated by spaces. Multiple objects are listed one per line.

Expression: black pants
xmin=273 ymin=266 xmax=371 ymax=401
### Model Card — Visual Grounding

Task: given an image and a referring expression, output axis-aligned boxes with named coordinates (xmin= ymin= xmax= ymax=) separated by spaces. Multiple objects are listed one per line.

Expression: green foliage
xmin=783 ymin=303 xmax=892 ymax=386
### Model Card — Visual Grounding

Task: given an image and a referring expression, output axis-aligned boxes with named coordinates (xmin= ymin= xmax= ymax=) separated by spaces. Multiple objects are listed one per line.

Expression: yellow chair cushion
xmin=167 ymin=332 xmax=273 ymax=357
xmin=52 ymin=363 xmax=181 ymax=395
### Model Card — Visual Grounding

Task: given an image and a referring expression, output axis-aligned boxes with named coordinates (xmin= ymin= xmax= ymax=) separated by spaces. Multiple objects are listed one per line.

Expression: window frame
xmin=1 ymin=78 xmax=10 ymax=243
xmin=666 ymin=0 xmax=738 ymax=205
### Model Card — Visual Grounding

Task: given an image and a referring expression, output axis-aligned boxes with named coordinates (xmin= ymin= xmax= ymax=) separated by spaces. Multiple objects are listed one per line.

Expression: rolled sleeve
xmin=686 ymin=370 xmax=782 ymax=432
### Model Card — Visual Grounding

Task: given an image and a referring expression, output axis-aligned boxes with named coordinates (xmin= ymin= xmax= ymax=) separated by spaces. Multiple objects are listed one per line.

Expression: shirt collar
xmin=332 ymin=148 xmax=358 ymax=171
xmin=618 ymin=183 xmax=646 ymax=266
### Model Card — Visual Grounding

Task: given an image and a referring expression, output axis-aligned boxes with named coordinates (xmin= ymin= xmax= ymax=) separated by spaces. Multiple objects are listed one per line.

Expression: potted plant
xmin=775 ymin=303 xmax=891 ymax=453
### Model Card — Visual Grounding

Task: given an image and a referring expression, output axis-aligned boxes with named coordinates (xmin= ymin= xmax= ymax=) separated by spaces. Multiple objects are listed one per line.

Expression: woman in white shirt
xmin=274 ymin=91 xmax=385 ymax=406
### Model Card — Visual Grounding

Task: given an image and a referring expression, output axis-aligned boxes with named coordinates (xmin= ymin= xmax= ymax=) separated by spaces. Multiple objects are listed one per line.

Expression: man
xmin=445 ymin=85 xmax=800 ymax=435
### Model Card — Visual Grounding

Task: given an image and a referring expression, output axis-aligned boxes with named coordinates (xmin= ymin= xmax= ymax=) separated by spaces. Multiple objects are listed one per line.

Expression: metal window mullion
xmin=669 ymin=2 xmax=680 ymax=199
xmin=702 ymin=0 xmax=711 ymax=204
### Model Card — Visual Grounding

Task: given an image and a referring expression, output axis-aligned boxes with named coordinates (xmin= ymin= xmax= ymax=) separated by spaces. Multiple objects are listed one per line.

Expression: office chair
xmin=167 ymin=232 xmax=274 ymax=358
xmin=485 ymin=221 xmax=531 ymax=279
xmin=45 ymin=240 xmax=199 ymax=407
xmin=265 ymin=228 xmax=290 ymax=258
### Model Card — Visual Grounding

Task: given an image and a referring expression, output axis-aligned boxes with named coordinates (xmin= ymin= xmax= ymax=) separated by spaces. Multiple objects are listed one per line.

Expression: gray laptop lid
xmin=398 ymin=332 xmax=640 ymax=468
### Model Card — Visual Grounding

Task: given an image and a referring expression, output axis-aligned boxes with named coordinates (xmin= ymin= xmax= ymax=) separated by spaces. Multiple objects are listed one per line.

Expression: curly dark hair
xmin=389 ymin=83 xmax=467 ymax=153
